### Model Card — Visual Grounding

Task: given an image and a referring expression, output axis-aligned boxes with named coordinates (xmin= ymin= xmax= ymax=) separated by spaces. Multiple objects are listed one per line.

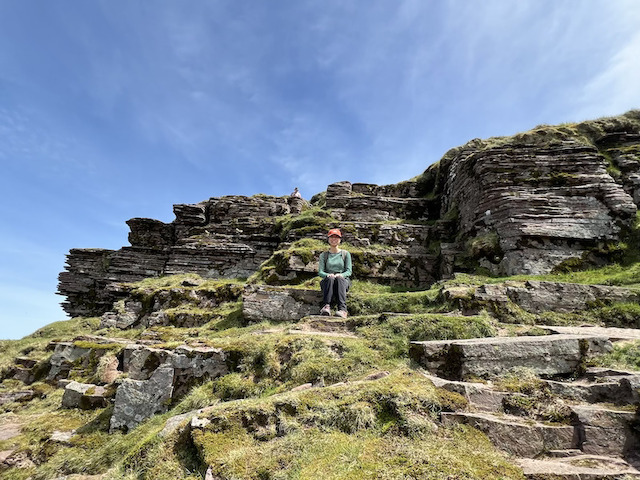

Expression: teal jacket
xmin=318 ymin=250 xmax=352 ymax=278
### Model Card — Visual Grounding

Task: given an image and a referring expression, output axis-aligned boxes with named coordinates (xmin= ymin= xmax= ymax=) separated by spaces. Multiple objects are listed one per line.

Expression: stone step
xmin=298 ymin=315 xmax=352 ymax=332
xmin=441 ymin=411 xmax=577 ymax=458
xmin=243 ymin=285 xmax=321 ymax=322
xmin=517 ymin=455 xmax=640 ymax=479
xmin=422 ymin=374 xmax=506 ymax=412
xmin=442 ymin=402 xmax=640 ymax=459
xmin=538 ymin=325 xmax=640 ymax=341
xmin=572 ymin=405 xmax=640 ymax=456
xmin=542 ymin=374 xmax=640 ymax=405
xmin=442 ymin=281 xmax=640 ymax=315
xmin=410 ymin=334 xmax=612 ymax=380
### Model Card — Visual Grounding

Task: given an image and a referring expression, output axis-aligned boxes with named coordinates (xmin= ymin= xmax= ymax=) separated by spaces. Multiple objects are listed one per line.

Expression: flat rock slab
xmin=410 ymin=335 xmax=612 ymax=380
xmin=243 ymin=285 xmax=321 ymax=322
xmin=538 ymin=325 xmax=640 ymax=341
xmin=0 ymin=422 xmax=21 ymax=441
xmin=442 ymin=411 xmax=577 ymax=458
xmin=543 ymin=375 xmax=640 ymax=405
xmin=449 ymin=280 xmax=640 ymax=314
xmin=517 ymin=455 xmax=640 ymax=479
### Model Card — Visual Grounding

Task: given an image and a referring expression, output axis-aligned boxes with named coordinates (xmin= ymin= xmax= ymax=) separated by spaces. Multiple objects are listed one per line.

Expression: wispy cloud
xmin=578 ymin=29 xmax=640 ymax=119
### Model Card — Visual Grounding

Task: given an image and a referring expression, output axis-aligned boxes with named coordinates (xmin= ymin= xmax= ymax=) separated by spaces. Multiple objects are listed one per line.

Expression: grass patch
xmin=192 ymin=370 xmax=522 ymax=479
xmin=589 ymin=340 xmax=640 ymax=371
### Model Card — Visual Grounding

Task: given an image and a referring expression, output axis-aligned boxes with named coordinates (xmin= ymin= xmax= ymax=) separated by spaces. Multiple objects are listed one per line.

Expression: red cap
xmin=327 ymin=228 xmax=342 ymax=237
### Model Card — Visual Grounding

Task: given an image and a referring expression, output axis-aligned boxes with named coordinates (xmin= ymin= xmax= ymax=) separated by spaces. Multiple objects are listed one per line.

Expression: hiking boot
xmin=320 ymin=304 xmax=331 ymax=316
xmin=335 ymin=310 xmax=348 ymax=318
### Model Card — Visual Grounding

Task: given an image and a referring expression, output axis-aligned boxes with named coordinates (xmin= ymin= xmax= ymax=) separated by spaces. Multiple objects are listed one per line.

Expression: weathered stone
xmin=0 ymin=391 xmax=35 ymax=405
xmin=538 ymin=325 xmax=640 ymax=341
xmin=243 ymin=285 xmax=322 ymax=322
xmin=439 ymin=140 xmax=637 ymax=275
xmin=517 ymin=455 xmax=640 ymax=479
xmin=0 ymin=420 xmax=21 ymax=441
xmin=110 ymin=365 xmax=174 ymax=432
xmin=101 ymin=281 xmax=242 ymax=330
xmin=127 ymin=218 xmax=175 ymax=248
xmin=62 ymin=381 xmax=108 ymax=410
xmin=0 ymin=450 xmax=35 ymax=469
xmin=441 ymin=412 xmax=577 ymax=457
xmin=191 ymin=416 xmax=211 ymax=430
xmin=111 ymin=345 xmax=228 ymax=431
xmin=57 ymin=112 xmax=640 ymax=318
xmin=170 ymin=346 xmax=228 ymax=398
xmin=46 ymin=342 xmax=92 ymax=381
xmin=424 ymin=374 xmax=505 ymax=412
xmin=160 ymin=410 xmax=201 ymax=438
xmin=543 ymin=375 xmax=640 ymax=405
xmin=410 ymin=335 xmax=612 ymax=380
xmin=445 ymin=281 xmax=640 ymax=315
xmin=571 ymin=405 xmax=640 ymax=456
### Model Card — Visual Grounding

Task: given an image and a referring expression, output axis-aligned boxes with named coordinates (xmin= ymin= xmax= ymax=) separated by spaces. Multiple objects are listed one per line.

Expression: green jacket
xmin=318 ymin=250 xmax=352 ymax=278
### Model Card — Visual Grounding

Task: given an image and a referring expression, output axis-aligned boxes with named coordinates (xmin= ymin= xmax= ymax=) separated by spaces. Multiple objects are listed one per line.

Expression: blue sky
xmin=1 ymin=1 xmax=639 ymax=339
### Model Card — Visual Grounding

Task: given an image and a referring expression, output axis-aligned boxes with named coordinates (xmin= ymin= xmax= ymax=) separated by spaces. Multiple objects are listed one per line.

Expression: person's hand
xmin=327 ymin=273 xmax=336 ymax=278
xmin=335 ymin=273 xmax=343 ymax=278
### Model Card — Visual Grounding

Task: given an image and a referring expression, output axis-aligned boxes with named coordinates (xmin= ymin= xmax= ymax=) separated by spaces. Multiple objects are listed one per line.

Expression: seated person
xmin=318 ymin=228 xmax=352 ymax=318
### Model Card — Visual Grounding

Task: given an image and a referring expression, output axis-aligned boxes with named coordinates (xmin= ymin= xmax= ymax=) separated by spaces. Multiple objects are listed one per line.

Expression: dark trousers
xmin=320 ymin=276 xmax=350 ymax=311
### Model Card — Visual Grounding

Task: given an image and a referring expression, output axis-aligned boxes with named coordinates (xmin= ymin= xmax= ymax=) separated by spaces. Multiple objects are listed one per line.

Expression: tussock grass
xmin=191 ymin=370 xmax=522 ymax=480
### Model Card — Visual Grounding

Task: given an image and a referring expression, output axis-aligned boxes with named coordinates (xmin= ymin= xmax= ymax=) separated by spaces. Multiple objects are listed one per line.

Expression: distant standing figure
xmin=289 ymin=187 xmax=304 ymax=214
xmin=318 ymin=228 xmax=352 ymax=318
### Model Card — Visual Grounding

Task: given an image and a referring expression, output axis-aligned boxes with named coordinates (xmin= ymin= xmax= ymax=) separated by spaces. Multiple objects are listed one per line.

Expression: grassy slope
xmin=3 ymin=111 xmax=640 ymax=479
xmin=3 ymin=264 xmax=640 ymax=478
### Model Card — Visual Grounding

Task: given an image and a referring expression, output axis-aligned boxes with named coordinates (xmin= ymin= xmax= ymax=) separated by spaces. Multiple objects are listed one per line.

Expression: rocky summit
xmin=2 ymin=111 xmax=640 ymax=480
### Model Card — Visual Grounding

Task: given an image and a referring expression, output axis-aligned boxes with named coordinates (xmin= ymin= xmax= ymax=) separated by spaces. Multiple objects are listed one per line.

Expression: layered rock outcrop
xmin=58 ymin=111 xmax=640 ymax=318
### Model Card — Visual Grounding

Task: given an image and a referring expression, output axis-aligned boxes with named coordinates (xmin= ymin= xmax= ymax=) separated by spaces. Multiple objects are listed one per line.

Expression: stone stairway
xmin=413 ymin=329 xmax=640 ymax=479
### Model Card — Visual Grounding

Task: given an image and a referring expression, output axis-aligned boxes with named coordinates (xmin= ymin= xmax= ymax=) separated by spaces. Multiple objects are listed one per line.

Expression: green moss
xmin=71 ymin=341 xmax=123 ymax=351
xmin=275 ymin=207 xmax=337 ymax=239
xmin=467 ymin=232 xmax=501 ymax=259
xmin=191 ymin=370 xmax=522 ymax=479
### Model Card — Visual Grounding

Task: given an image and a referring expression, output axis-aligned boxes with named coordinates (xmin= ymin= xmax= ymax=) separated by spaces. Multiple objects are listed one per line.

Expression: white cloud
xmin=577 ymin=29 xmax=640 ymax=119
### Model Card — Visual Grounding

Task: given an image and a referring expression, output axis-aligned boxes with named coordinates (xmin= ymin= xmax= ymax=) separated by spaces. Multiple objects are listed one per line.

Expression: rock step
xmin=243 ymin=285 xmax=321 ymax=322
xmin=517 ymin=455 xmax=640 ymax=479
xmin=423 ymin=374 xmax=506 ymax=412
xmin=442 ymin=281 xmax=640 ymax=315
xmin=542 ymin=373 xmax=640 ymax=406
xmin=538 ymin=325 xmax=640 ymax=341
xmin=442 ymin=403 xmax=640 ymax=459
xmin=425 ymin=369 xmax=640 ymax=412
xmin=297 ymin=315 xmax=352 ymax=332
xmin=442 ymin=411 xmax=577 ymax=458
xmin=410 ymin=334 xmax=612 ymax=380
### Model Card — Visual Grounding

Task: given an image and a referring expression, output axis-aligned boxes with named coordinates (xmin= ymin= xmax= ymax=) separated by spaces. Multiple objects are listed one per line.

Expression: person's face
xmin=328 ymin=235 xmax=341 ymax=246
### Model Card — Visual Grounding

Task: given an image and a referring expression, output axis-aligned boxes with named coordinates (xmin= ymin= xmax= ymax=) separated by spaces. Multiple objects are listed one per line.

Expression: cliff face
xmin=58 ymin=111 xmax=640 ymax=317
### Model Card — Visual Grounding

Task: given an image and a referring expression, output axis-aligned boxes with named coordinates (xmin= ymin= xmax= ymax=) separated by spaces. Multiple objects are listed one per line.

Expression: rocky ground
xmin=3 ymin=111 xmax=640 ymax=479
xmin=2 ymin=272 xmax=640 ymax=479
